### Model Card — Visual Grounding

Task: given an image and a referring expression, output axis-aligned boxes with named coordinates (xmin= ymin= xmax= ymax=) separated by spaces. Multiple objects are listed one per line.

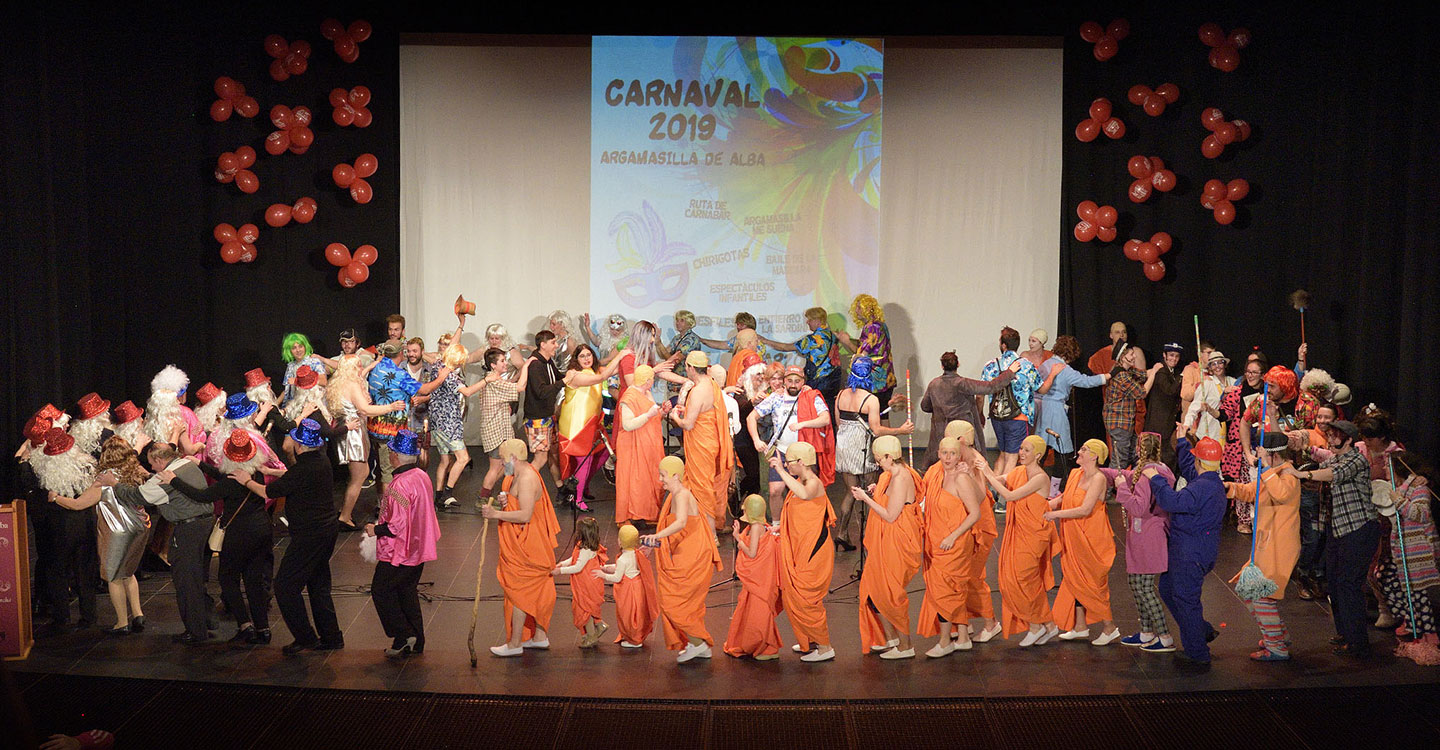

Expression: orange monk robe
xmin=723 ymin=524 xmax=784 ymax=657
xmin=997 ymin=467 xmax=1059 ymax=638
xmin=726 ymin=348 xmax=760 ymax=387
xmin=917 ymin=471 xmax=976 ymax=636
xmin=565 ymin=543 xmax=609 ymax=630
xmin=682 ymin=379 xmax=736 ymax=528
xmin=779 ymin=490 xmax=837 ymax=650
xmin=655 ymin=492 xmax=723 ymax=650
xmin=1050 ymin=469 xmax=1118 ymax=630
xmin=925 ymin=461 xmax=999 ymax=621
xmin=857 ymin=466 xmax=925 ymax=652
xmin=498 ymin=466 xmax=561 ymax=642
xmin=614 ymin=549 xmax=661 ymax=645
xmin=614 ymin=385 xmax=663 ymax=524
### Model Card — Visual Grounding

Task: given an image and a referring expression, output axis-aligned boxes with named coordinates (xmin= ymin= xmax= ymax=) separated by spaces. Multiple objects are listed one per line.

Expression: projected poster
xmin=591 ymin=36 xmax=882 ymax=343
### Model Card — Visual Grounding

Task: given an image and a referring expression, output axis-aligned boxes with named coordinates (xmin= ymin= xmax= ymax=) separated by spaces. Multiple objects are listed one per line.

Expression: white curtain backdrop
xmin=401 ymin=40 xmax=1061 ymax=443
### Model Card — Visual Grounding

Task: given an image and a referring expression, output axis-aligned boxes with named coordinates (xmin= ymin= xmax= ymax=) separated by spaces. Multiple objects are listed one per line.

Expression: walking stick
xmin=905 ymin=368 xmax=913 ymax=465
xmin=467 ymin=497 xmax=496 ymax=667
xmin=1235 ymin=382 xmax=1276 ymax=599
xmin=1193 ymin=315 xmax=1202 ymax=366
xmin=1388 ymin=455 xmax=1418 ymax=640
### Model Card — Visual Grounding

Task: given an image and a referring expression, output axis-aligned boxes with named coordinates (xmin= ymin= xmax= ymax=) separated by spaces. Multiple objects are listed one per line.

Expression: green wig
xmin=282 ymin=332 xmax=313 ymax=363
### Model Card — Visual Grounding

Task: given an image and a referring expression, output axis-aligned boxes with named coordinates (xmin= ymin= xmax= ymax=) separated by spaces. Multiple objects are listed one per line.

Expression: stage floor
xmin=16 ymin=460 xmax=1439 ymax=700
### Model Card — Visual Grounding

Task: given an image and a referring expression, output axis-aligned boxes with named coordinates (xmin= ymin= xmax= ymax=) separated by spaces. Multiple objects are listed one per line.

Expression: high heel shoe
xmin=105 ymin=625 xmax=131 ymax=636
xmin=834 ymin=536 xmax=856 ymax=552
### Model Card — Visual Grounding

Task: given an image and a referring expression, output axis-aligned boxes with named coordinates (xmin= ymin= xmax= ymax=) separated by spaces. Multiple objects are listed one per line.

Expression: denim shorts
xmin=992 ymin=418 xmax=1029 ymax=453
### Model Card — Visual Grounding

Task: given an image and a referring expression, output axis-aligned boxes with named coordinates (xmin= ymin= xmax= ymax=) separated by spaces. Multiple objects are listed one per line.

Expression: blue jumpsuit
xmin=1149 ymin=438 xmax=1227 ymax=662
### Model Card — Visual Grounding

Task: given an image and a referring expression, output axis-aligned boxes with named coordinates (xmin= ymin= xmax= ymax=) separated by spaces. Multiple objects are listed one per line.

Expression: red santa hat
xmin=76 ymin=392 xmax=111 ymax=421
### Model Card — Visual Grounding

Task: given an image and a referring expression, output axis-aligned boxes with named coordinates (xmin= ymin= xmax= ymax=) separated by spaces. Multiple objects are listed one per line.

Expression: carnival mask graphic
xmin=608 ymin=200 xmax=692 ymax=307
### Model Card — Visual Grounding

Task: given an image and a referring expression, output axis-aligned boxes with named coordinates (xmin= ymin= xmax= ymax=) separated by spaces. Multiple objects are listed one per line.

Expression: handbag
xmin=209 ymin=493 xmax=253 ymax=553
xmin=987 ymin=358 xmax=1022 ymax=421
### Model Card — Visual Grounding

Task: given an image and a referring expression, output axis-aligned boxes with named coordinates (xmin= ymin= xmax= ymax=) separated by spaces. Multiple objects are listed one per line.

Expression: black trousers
xmin=734 ymin=434 xmax=761 ymax=497
xmin=275 ymin=528 xmax=342 ymax=645
xmin=371 ymin=561 xmax=425 ymax=643
xmin=1326 ymin=519 xmax=1381 ymax=652
xmin=218 ymin=513 xmax=274 ymax=630
xmin=169 ymin=517 xmax=213 ymax=638
xmin=41 ymin=511 xmax=97 ymax=625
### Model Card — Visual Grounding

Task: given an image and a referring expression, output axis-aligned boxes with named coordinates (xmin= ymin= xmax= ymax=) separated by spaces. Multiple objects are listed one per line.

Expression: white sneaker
xmin=1091 ymin=629 xmax=1122 ymax=646
xmin=755 ymin=653 xmax=779 ymax=661
xmin=869 ymin=638 xmax=900 ymax=653
xmin=1034 ymin=625 xmax=1060 ymax=645
xmin=800 ymin=646 xmax=835 ymax=662
xmin=490 ymin=644 xmax=523 ymax=657
xmin=521 ymin=637 xmax=550 ymax=649
xmin=620 ymin=641 xmax=644 ymax=649
xmin=973 ymin=622 xmax=1003 ymax=643
xmin=953 ymin=640 xmax=973 ymax=651
xmin=880 ymin=647 xmax=915 ymax=660
xmin=677 ymin=642 xmax=711 ymax=663
xmin=925 ymin=642 xmax=956 ymax=658
xmin=1057 ymin=628 xmax=1090 ymax=641
xmin=792 ymin=644 xmax=810 ymax=653
xmin=1018 ymin=628 xmax=1044 ymax=648
xmin=443 ymin=497 xmax=459 ymax=508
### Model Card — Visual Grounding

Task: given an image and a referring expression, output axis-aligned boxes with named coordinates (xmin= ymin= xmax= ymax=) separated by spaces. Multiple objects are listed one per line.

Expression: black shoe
xmin=282 ymin=640 xmax=318 ymax=655
xmin=1328 ymin=635 xmax=1346 ymax=646
xmin=129 ymin=615 xmax=146 ymax=633
xmin=248 ymin=628 xmax=272 ymax=645
xmin=1332 ymin=643 xmax=1370 ymax=658
xmin=338 ymin=520 xmax=359 ymax=533
xmin=230 ymin=627 xmax=256 ymax=644
xmin=834 ymin=536 xmax=856 ymax=552
xmin=171 ymin=632 xmax=211 ymax=646
xmin=105 ymin=625 xmax=131 ymax=636
xmin=1205 ymin=627 xmax=1220 ymax=643
xmin=413 ymin=636 xmax=425 ymax=654
xmin=315 ymin=639 xmax=345 ymax=651
xmin=1296 ymin=582 xmax=1316 ymax=601
xmin=1173 ymin=654 xmax=1212 ymax=672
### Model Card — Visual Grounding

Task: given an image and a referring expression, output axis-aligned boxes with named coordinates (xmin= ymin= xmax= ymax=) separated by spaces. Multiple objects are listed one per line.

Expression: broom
xmin=1289 ymin=290 xmax=1310 ymax=346
xmin=467 ymin=496 xmax=496 ymax=667
xmin=1234 ymin=382 xmax=1277 ymax=599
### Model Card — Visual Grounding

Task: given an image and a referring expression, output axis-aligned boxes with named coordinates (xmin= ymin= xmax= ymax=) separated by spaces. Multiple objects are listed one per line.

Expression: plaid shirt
xmin=1321 ymin=447 xmax=1377 ymax=538
xmin=1102 ymin=369 xmax=1146 ymax=432
xmin=478 ymin=378 xmax=519 ymax=453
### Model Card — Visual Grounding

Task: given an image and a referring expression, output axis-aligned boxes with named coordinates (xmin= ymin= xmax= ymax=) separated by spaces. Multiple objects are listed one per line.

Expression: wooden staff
xmin=467 ymin=498 xmax=496 ymax=667
xmin=905 ymin=368 xmax=913 ymax=464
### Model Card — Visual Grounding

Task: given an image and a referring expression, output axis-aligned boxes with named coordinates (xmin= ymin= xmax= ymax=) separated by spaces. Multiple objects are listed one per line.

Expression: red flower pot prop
xmin=1200 ymin=108 xmax=1252 ymax=159
xmin=1079 ymin=19 xmax=1129 ymax=62
xmin=329 ymin=86 xmax=373 ymax=128
xmin=264 ymin=35 xmax=313 ymax=82
xmin=327 ymin=242 xmax=377 ymax=288
xmin=332 ymin=154 xmax=378 ymax=204
xmin=1076 ymin=97 xmax=1125 ymax=142
xmin=265 ymin=106 xmax=315 ymax=156
xmin=1201 ymin=179 xmax=1250 ymax=225
xmin=1199 ymin=23 xmax=1250 ymax=73
xmin=1074 ymin=201 xmax=1118 ymax=243
xmin=211 ymin=77 xmax=259 ymax=122
xmin=1126 ymin=155 xmax=1176 ymax=203
xmin=1128 ymin=83 xmax=1180 ymax=117
xmin=214 ymin=146 xmax=258 ymax=194
xmin=214 ymin=223 xmax=260 ymax=264
xmin=321 ymin=18 xmax=371 ymax=64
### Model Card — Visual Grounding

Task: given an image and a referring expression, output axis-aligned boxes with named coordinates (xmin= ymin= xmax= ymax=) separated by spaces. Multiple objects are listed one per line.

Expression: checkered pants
xmin=1127 ymin=573 xmax=1168 ymax=635
xmin=1378 ymin=557 xmax=1437 ymax=637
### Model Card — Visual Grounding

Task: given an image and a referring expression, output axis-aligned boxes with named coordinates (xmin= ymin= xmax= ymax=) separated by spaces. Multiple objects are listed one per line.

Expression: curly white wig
xmin=1300 ymin=368 xmax=1334 ymax=396
xmin=150 ymin=364 xmax=189 ymax=394
xmin=33 ymin=444 xmax=97 ymax=496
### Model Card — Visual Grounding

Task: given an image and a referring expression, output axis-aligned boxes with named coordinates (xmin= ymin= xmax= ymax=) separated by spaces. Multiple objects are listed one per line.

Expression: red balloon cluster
xmin=1079 ymin=19 xmax=1129 ymax=61
xmin=1199 ymin=23 xmax=1250 ymax=73
xmin=214 ymin=223 xmax=260 ymax=264
xmin=265 ymin=106 xmax=315 ymax=156
xmin=1201 ymin=179 xmax=1249 ymax=225
xmin=1074 ymin=201 xmax=1119 ymax=243
xmin=264 ymin=35 xmax=313 ymax=82
xmin=1076 ymin=98 xmax=1125 ymax=142
xmin=332 ymin=154 xmax=378 ymax=204
xmin=210 ymin=77 xmax=259 ymax=122
xmin=1128 ymin=83 xmax=1180 ymax=117
xmin=326 ymin=242 xmax=378 ymax=288
xmin=265 ymin=197 xmax=318 ymax=227
xmin=329 ymin=86 xmax=373 ymax=128
xmin=1126 ymin=155 xmax=1176 ymax=203
xmin=214 ymin=146 xmax=259 ymax=194
xmin=1122 ymin=232 xmax=1172 ymax=281
xmin=1199 ymin=108 xmax=1251 ymax=159
xmin=321 ymin=18 xmax=371 ymax=63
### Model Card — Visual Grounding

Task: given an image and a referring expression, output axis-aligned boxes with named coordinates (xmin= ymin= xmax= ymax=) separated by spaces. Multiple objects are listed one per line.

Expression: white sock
xmin=1140 ymin=631 xmax=1154 ymax=641
xmin=1160 ymin=635 xmax=1174 ymax=646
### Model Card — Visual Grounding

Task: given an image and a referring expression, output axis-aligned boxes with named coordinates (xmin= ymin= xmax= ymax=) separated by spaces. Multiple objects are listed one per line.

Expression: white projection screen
xmin=400 ymin=36 xmax=1061 ymax=443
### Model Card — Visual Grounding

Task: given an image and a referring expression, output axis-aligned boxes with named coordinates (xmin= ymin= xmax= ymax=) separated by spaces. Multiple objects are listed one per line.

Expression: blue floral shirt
xmin=980 ymin=351 xmax=1040 ymax=422
xmin=794 ymin=326 xmax=837 ymax=381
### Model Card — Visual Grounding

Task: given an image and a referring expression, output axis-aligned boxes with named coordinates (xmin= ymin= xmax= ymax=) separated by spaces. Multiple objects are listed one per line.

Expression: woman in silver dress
xmin=832 ymin=356 xmax=913 ymax=550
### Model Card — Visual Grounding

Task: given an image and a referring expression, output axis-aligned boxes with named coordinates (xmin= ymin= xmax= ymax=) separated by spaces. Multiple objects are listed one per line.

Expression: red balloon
xmin=292 ymin=40 xmax=312 ymax=58
xmin=1094 ymin=36 xmax=1118 ymax=61
xmin=238 ymin=223 xmax=260 ymax=243
xmin=1096 ymin=226 xmax=1117 ymax=243
xmin=1214 ymin=201 xmax=1236 ymax=225
xmin=270 ymin=105 xmax=293 ymax=130
xmin=320 ymin=18 xmax=344 ymax=40
xmin=235 ymin=146 xmax=256 ymax=168
xmin=1074 ymin=221 xmax=1097 ymax=242
xmin=333 ymin=106 xmax=355 ymax=127
xmin=1201 ymin=134 xmax=1225 ymax=159
xmin=265 ymin=130 xmax=290 ymax=155
xmin=214 ymin=77 xmax=240 ymax=99
xmin=1123 ymin=240 xmax=1143 ymax=261
xmin=338 ymin=268 xmax=357 ymax=288
xmin=299 ymin=196 xmax=317 ymax=209
xmin=1106 ymin=19 xmax=1130 ymax=41
xmin=1143 ymin=94 xmax=1166 ymax=117
xmin=1143 ymin=261 xmax=1166 ymax=282
xmin=1228 ymin=28 xmax=1252 ymax=50
xmin=238 ymin=243 xmax=257 ymax=263
xmin=209 ymin=99 xmax=233 ymax=122
xmin=349 ymin=86 xmax=372 ymax=108
xmin=1088 ymin=98 xmax=1112 ymax=124
xmin=1155 ymin=83 xmax=1180 ymax=104
xmin=1079 ymin=21 xmax=1104 ymax=43
xmin=217 ymin=152 xmax=239 ymax=174
xmin=292 ymin=107 xmax=313 ymax=127
xmin=1214 ymin=45 xmax=1240 ymax=73
xmin=326 ymin=242 xmax=352 ymax=267
xmin=332 ymin=163 xmax=356 ymax=188
xmin=1137 ymin=242 xmax=1160 ymax=264
xmin=340 ymin=47 xmax=360 ymax=64
xmin=1150 ymin=232 xmax=1173 ymax=254
xmin=214 ymin=169 xmax=234 ymax=184
xmin=290 ymin=127 xmax=314 ymax=149
xmin=1094 ymin=205 xmax=1118 ymax=228
xmin=335 ymin=35 xmax=357 ymax=59
xmin=265 ymin=204 xmax=293 ymax=227
xmin=1076 ymin=200 xmax=1098 ymax=222
xmin=1212 ymin=122 xmax=1238 ymax=145
xmin=1148 ymin=156 xmax=1166 ymax=171
xmin=214 ymin=223 xmax=238 ymax=243
xmin=352 ymin=108 xmax=373 ymax=128
xmin=354 ymin=153 xmax=378 ymax=178
xmin=1129 ymin=178 xmax=1152 ymax=203
xmin=1075 ymin=118 xmax=1100 ymax=142
xmin=1232 ymin=119 xmax=1252 ymax=142
xmin=344 ymin=260 xmax=370 ymax=284
xmin=1127 ymin=85 xmax=1152 ymax=106
xmin=1152 ymin=170 xmax=1177 ymax=192
xmin=221 ymin=242 xmax=243 ymax=264
xmin=1201 ymin=107 xmax=1226 ymax=131
xmin=1226 ymin=178 xmax=1250 ymax=202
xmin=235 ymin=96 xmax=259 ymax=119
xmin=235 ymin=170 xmax=259 ymax=194
xmin=1198 ymin=23 xmax=1224 ymax=48
xmin=1103 ymin=117 xmax=1126 ymax=139
xmin=292 ymin=201 xmax=316 ymax=224
xmin=349 ymin=178 xmax=373 ymax=204
xmin=328 ymin=88 xmax=349 ymax=109
xmin=269 ymin=59 xmax=289 ymax=82
xmin=354 ymin=244 xmax=378 ymax=266
xmin=348 ymin=19 xmax=373 ymax=43
xmin=264 ymin=34 xmax=288 ymax=59
xmin=1203 ymin=179 xmax=1228 ymax=201
xmin=285 ymin=53 xmax=307 ymax=76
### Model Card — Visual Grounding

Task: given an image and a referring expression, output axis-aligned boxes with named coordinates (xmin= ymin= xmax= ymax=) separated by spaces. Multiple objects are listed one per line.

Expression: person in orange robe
xmin=1044 ymin=439 xmax=1121 ymax=644
xmin=482 ymin=439 xmax=561 ymax=657
xmin=851 ymin=435 xmax=925 ymax=659
xmin=595 ymin=524 xmax=660 ymax=649
xmin=671 ymin=351 xmax=736 ymax=529
xmin=983 ymin=435 xmax=1060 ymax=646
xmin=645 ymin=455 xmax=722 ymax=663
xmin=773 ymin=441 xmax=838 ymax=662
xmin=723 ymin=494 xmax=784 ymax=659
xmin=553 ymin=517 xmax=609 ymax=647
xmin=918 ymin=436 xmax=984 ymax=657
xmin=614 ymin=365 xmax=665 ymax=526
xmin=934 ymin=420 xmax=1003 ymax=643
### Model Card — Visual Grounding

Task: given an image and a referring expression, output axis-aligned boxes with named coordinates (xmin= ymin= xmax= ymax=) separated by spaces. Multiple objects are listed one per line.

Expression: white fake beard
xmin=220 ymin=452 xmax=264 ymax=477
xmin=247 ymin=384 xmax=276 ymax=408
xmin=70 ymin=414 xmax=112 ymax=456
xmin=144 ymin=391 xmax=181 ymax=443
xmin=114 ymin=420 xmax=146 ymax=449
xmin=34 ymin=447 xmax=97 ymax=497
xmin=194 ymin=394 xmax=228 ymax=432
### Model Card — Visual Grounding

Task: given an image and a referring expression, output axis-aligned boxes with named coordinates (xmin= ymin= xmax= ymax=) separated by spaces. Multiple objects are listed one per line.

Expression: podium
xmin=0 ymin=499 xmax=33 ymax=660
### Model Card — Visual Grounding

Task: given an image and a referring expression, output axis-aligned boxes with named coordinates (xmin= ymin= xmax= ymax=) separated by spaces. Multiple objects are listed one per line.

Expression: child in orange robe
xmin=595 ymin=524 xmax=660 ymax=648
xmin=723 ymin=494 xmax=784 ymax=659
xmin=553 ymin=517 xmax=609 ymax=647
